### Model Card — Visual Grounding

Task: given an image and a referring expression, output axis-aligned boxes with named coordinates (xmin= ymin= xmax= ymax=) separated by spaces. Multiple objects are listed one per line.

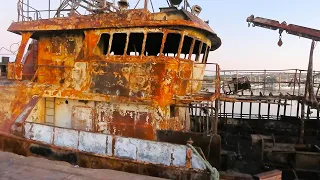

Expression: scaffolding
xmin=17 ymin=0 xmax=118 ymax=22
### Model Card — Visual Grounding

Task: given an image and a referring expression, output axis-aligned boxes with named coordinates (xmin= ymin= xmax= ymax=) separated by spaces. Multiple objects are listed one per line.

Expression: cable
xmin=187 ymin=143 xmax=219 ymax=180
xmin=149 ymin=0 xmax=154 ymax=12
xmin=134 ymin=0 xmax=141 ymax=9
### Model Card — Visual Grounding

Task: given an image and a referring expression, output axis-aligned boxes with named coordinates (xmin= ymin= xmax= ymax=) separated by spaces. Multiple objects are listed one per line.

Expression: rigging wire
xmin=149 ymin=0 xmax=154 ymax=12
xmin=134 ymin=0 xmax=141 ymax=9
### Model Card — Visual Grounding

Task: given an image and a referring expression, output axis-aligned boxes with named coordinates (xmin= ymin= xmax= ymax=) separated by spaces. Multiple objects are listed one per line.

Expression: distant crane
xmin=247 ymin=15 xmax=320 ymax=143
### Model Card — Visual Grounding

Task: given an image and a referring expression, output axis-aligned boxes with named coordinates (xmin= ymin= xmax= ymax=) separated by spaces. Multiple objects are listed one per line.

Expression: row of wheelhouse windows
xmin=95 ymin=32 xmax=211 ymax=63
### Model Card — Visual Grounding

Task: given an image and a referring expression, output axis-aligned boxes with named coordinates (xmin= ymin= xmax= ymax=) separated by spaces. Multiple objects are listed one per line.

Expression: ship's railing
xmin=181 ymin=63 xmax=220 ymax=101
xmin=188 ymin=100 xmax=320 ymax=134
xmin=188 ymin=101 xmax=216 ymax=134
xmin=190 ymin=68 xmax=320 ymax=134
xmin=204 ymin=69 xmax=320 ymax=97
xmin=17 ymin=0 xmax=118 ymax=22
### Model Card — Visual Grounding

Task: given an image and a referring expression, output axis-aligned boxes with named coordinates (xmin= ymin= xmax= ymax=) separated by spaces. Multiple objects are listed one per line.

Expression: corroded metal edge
xmin=0 ymin=131 xmax=211 ymax=180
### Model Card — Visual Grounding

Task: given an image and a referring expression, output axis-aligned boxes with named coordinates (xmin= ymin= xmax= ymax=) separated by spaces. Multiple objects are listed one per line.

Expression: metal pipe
xmin=49 ymin=0 xmax=51 ymax=18
xmin=300 ymin=41 xmax=315 ymax=143
xmin=27 ymin=0 xmax=29 ymax=20
xmin=293 ymin=69 xmax=297 ymax=95
xmin=263 ymin=69 xmax=266 ymax=95
xmin=277 ymin=99 xmax=281 ymax=120
xmin=144 ymin=0 xmax=148 ymax=10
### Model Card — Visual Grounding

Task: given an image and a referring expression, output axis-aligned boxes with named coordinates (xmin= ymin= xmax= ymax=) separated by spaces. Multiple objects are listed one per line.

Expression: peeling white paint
xmin=171 ymin=145 xmax=187 ymax=167
xmin=25 ymin=123 xmax=53 ymax=144
xmin=136 ymin=139 xmax=172 ymax=166
xmin=69 ymin=62 xmax=89 ymax=91
xmin=54 ymin=128 xmax=79 ymax=149
xmin=191 ymin=153 xmax=207 ymax=170
xmin=115 ymin=137 xmax=138 ymax=160
xmin=55 ymin=98 xmax=94 ymax=129
xmin=192 ymin=64 xmax=205 ymax=92
xmin=79 ymin=131 xmax=112 ymax=156
xmin=72 ymin=106 xmax=93 ymax=131
xmin=24 ymin=123 xmax=206 ymax=171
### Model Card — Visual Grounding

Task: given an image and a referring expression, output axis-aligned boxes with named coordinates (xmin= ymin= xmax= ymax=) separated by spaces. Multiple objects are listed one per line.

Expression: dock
xmin=0 ymin=151 xmax=166 ymax=180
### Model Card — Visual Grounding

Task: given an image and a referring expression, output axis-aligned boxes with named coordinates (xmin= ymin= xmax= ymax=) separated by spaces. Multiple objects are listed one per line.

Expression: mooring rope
xmin=187 ymin=143 xmax=219 ymax=180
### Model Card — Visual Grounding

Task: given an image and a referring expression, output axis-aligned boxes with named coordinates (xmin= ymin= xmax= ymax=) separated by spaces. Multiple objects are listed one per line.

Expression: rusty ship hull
xmin=0 ymin=1 xmax=223 ymax=179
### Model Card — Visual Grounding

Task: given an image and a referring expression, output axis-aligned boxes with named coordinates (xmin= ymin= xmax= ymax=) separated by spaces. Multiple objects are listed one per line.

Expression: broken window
xmin=145 ymin=33 xmax=163 ymax=56
xmin=191 ymin=40 xmax=201 ymax=61
xmin=180 ymin=36 xmax=193 ymax=59
xmin=66 ymin=39 xmax=75 ymax=55
xmin=199 ymin=43 xmax=207 ymax=63
xmin=110 ymin=33 xmax=127 ymax=55
xmin=163 ymin=33 xmax=182 ymax=57
xmin=96 ymin=33 xmax=111 ymax=55
xmin=170 ymin=105 xmax=176 ymax=118
xmin=127 ymin=33 xmax=144 ymax=56
xmin=203 ymin=47 xmax=211 ymax=63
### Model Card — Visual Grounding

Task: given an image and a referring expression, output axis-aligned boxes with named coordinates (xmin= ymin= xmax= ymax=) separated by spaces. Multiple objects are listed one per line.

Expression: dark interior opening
xmin=200 ymin=43 xmax=208 ymax=63
xmin=204 ymin=47 xmax=211 ymax=63
xmin=191 ymin=40 xmax=201 ymax=61
xmin=145 ymin=33 xmax=163 ymax=56
xmin=180 ymin=36 xmax=193 ymax=59
xmin=97 ymin=33 xmax=110 ymax=55
xmin=66 ymin=39 xmax=76 ymax=54
xmin=170 ymin=105 xmax=176 ymax=118
xmin=111 ymin=33 xmax=127 ymax=55
xmin=163 ymin=33 xmax=182 ymax=57
xmin=0 ymin=57 xmax=9 ymax=77
xmin=127 ymin=33 xmax=144 ymax=56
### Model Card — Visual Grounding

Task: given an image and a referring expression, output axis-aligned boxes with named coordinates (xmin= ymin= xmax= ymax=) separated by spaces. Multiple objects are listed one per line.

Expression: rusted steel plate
xmin=157 ymin=130 xmax=221 ymax=169
xmin=8 ymin=10 xmax=221 ymax=50
xmin=72 ymin=106 xmax=94 ymax=131
xmin=295 ymin=151 xmax=320 ymax=172
xmin=79 ymin=131 xmax=112 ymax=156
xmin=254 ymin=170 xmax=282 ymax=180
xmin=0 ymin=127 xmax=211 ymax=180
xmin=0 ymin=81 xmax=44 ymax=133
xmin=96 ymin=102 xmax=155 ymax=140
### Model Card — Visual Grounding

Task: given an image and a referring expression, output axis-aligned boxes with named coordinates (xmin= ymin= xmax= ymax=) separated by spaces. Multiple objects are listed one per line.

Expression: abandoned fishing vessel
xmin=3 ymin=1 xmax=320 ymax=179
xmin=0 ymin=0 xmax=223 ymax=179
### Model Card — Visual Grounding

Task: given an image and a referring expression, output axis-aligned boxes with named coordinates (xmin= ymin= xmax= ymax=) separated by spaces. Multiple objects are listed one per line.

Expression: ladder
xmin=45 ymin=98 xmax=55 ymax=125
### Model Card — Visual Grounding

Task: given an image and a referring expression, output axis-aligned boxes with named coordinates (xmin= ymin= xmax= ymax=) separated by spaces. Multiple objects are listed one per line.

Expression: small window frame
xmin=163 ymin=32 xmax=182 ymax=58
xmin=144 ymin=32 xmax=164 ymax=57
xmin=95 ymin=33 xmax=111 ymax=56
xmin=202 ymin=46 xmax=210 ymax=63
xmin=126 ymin=32 xmax=145 ymax=56
xmin=110 ymin=32 xmax=128 ymax=56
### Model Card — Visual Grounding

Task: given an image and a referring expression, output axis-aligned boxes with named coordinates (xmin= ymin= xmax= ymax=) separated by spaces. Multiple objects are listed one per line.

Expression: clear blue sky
xmin=0 ymin=0 xmax=319 ymax=70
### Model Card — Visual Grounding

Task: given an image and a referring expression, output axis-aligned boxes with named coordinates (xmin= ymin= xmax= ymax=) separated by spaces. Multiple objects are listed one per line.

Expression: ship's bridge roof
xmin=8 ymin=8 xmax=221 ymax=50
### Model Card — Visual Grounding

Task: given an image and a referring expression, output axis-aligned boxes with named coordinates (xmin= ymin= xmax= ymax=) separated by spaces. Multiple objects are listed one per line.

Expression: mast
xmin=144 ymin=0 xmax=148 ymax=10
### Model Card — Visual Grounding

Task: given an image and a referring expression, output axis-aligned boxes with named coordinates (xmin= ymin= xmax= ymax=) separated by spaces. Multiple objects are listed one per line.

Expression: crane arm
xmin=247 ymin=15 xmax=320 ymax=41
